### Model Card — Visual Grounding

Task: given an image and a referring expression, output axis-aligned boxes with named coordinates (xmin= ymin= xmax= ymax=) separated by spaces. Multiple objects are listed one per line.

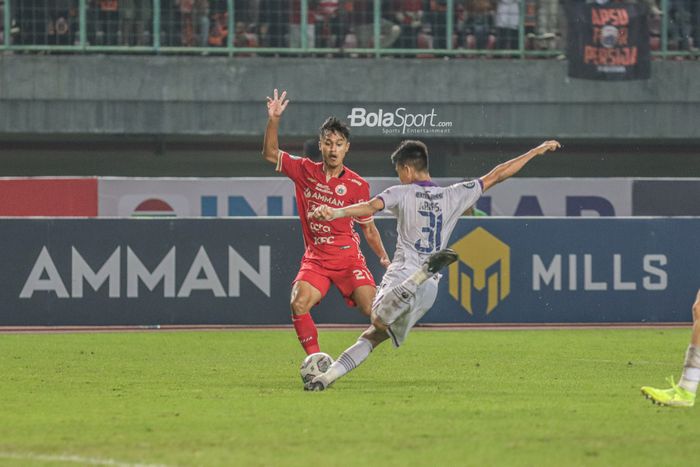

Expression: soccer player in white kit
xmin=307 ymin=139 xmax=561 ymax=391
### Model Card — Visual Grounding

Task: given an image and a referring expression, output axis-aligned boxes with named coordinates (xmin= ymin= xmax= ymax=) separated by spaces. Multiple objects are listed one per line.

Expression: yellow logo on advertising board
xmin=448 ymin=227 xmax=510 ymax=315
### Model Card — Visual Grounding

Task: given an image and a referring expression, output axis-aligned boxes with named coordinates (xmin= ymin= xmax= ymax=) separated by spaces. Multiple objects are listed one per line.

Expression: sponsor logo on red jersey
xmin=310 ymin=191 xmax=344 ymax=207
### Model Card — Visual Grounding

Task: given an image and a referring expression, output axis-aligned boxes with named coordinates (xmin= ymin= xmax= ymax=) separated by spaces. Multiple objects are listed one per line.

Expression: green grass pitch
xmin=0 ymin=328 xmax=697 ymax=466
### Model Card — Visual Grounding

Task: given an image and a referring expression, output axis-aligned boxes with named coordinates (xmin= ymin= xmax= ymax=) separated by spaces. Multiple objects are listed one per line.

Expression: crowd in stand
xmin=1 ymin=1 xmax=699 ymax=53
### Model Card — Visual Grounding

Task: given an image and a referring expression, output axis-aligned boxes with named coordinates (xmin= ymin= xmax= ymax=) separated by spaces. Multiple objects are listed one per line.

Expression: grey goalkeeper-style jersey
xmin=376 ymin=179 xmax=483 ymax=269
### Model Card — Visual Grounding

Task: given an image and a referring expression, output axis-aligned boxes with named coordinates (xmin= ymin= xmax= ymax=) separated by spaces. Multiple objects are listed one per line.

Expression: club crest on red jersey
xmin=335 ymin=184 xmax=347 ymax=196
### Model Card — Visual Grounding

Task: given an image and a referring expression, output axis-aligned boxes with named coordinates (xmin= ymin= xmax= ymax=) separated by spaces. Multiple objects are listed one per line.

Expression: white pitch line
xmin=570 ymin=358 xmax=672 ymax=365
xmin=0 ymin=451 xmax=170 ymax=467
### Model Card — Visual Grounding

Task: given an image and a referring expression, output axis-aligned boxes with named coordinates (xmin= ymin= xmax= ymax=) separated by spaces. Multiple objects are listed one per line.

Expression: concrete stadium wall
xmin=1 ymin=55 xmax=700 ymax=140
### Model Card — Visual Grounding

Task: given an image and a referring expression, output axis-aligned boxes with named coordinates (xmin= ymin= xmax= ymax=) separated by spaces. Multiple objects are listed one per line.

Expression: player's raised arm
xmin=480 ymin=140 xmax=561 ymax=192
xmin=262 ymin=89 xmax=289 ymax=165
xmin=310 ymin=198 xmax=385 ymax=222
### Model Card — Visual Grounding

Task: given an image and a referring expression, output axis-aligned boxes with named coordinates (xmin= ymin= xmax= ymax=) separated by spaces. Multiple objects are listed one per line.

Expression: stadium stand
xmin=1 ymin=1 xmax=698 ymax=58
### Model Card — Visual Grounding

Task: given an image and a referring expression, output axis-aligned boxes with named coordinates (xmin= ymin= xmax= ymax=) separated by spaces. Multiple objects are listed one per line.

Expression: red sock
xmin=292 ymin=313 xmax=320 ymax=354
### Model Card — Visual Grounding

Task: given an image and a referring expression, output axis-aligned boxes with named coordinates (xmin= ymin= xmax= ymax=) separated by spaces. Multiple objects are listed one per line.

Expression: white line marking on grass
xmin=571 ymin=358 xmax=671 ymax=366
xmin=0 ymin=451 xmax=170 ymax=467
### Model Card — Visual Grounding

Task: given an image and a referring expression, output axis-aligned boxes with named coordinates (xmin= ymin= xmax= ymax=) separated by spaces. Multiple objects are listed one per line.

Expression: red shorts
xmin=293 ymin=257 xmax=376 ymax=307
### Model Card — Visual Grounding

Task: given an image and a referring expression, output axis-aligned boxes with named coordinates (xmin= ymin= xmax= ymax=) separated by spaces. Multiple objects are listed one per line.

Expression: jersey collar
xmin=318 ymin=162 xmax=346 ymax=179
xmin=413 ymin=180 xmax=438 ymax=187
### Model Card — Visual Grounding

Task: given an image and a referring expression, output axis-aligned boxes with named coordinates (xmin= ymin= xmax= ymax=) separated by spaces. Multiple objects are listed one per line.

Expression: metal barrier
xmin=1 ymin=0 xmax=697 ymax=59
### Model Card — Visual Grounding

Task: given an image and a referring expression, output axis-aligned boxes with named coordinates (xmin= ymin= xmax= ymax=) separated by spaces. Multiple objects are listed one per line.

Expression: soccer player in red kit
xmin=262 ymin=89 xmax=390 ymax=354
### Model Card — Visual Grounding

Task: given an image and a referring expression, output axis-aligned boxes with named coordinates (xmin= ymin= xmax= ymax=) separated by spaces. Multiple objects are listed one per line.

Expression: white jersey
xmin=377 ymin=179 xmax=483 ymax=269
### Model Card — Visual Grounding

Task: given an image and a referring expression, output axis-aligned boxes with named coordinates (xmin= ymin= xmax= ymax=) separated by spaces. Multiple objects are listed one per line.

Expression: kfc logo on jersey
xmin=335 ymin=184 xmax=347 ymax=196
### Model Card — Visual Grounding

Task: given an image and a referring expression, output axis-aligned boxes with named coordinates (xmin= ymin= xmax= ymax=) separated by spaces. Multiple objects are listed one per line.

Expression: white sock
xmin=323 ymin=337 xmax=373 ymax=384
xmin=679 ymin=345 xmax=700 ymax=394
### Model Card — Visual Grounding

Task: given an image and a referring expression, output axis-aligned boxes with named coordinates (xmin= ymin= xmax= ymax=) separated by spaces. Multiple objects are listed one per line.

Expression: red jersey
xmin=276 ymin=151 xmax=373 ymax=264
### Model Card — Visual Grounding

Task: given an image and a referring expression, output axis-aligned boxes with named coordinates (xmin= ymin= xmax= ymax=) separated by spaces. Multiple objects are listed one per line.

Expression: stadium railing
xmin=0 ymin=0 xmax=697 ymax=59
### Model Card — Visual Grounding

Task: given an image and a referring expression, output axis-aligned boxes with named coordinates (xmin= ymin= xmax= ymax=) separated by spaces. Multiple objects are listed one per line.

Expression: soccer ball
xmin=299 ymin=352 xmax=333 ymax=385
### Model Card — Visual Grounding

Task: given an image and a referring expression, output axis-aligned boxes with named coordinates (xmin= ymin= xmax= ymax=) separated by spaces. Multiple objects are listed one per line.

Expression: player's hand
xmin=534 ymin=140 xmax=561 ymax=155
xmin=266 ymin=88 xmax=289 ymax=119
xmin=309 ymin=205 xmax=336 ymax=221
xmin=379 ymin=256 xmax=391 ymax=269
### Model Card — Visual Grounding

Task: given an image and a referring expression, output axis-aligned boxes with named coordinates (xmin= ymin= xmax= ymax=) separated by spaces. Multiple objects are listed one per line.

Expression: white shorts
xmin=373 ymin=264 xmax=439 ymax=348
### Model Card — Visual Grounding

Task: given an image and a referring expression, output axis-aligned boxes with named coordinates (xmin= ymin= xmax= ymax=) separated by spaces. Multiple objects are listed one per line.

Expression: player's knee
xmin=361 ymin=326 xmax=389 ymax=347
xmin=692 ymin=300 xmax=700 ymax=323
xmin=370 ymin=312 xmax=388 ymax=332
xmin=358 ymin=303 xmax=372 ymax=318
xmin=290 ymin=296 xmax=313 ymax=315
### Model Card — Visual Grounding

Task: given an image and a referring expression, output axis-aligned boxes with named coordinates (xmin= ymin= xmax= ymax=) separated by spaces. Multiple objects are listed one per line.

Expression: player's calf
xmin=371 ymin=310 xmax=389 ymax=332
xmin=292 ymin=313 xmax=321 ymax=354
xmin=290 ymin=294 xmax=314 ymax=316
xmin=290 ymin=282 xmax=323 ymax=354
xmin=308 ymin=336 xmax=376 ymax=391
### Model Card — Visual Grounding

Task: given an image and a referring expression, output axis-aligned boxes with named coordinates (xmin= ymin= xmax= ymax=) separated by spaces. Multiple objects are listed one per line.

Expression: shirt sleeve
xmin=275 ymin=150 xmax=304 ymax=182
xmin=353 ymin=181 xmax=374 ymax=224
xmin=447 ymin=178 xmax=483 ymax=213
xmin=376 ymin=184 xmax=406 ymax=215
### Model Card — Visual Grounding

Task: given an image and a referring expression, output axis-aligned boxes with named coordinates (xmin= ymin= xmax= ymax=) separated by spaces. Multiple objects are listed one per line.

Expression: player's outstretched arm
xmin=360 ymin=221 xmax=391 ymax=268
xmin=310 ymin=198 xmax=385 ymax=222
xmin=480 ymin=140 xmax=561 ymax=192
xmin=262 ymin=89 xmax=289 ymax=165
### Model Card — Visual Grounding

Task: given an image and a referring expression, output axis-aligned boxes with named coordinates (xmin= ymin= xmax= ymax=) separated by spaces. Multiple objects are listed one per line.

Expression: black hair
xmin=319 ymin=116 xmax=350 ymax=141
xmin=390 ymin=140 xmax=429 ymax=172
xmin=303 ymin=138 xmax=322 ymax=161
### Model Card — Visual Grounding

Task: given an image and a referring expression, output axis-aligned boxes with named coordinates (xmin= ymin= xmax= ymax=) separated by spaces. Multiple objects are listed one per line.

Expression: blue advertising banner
xmin=0 ymin=218 xmax=697 ymax=326
xmin=430 ymin=219 xmax=698 ymax=323
xmin=0 ymin=218 xmax=367 ymax=326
